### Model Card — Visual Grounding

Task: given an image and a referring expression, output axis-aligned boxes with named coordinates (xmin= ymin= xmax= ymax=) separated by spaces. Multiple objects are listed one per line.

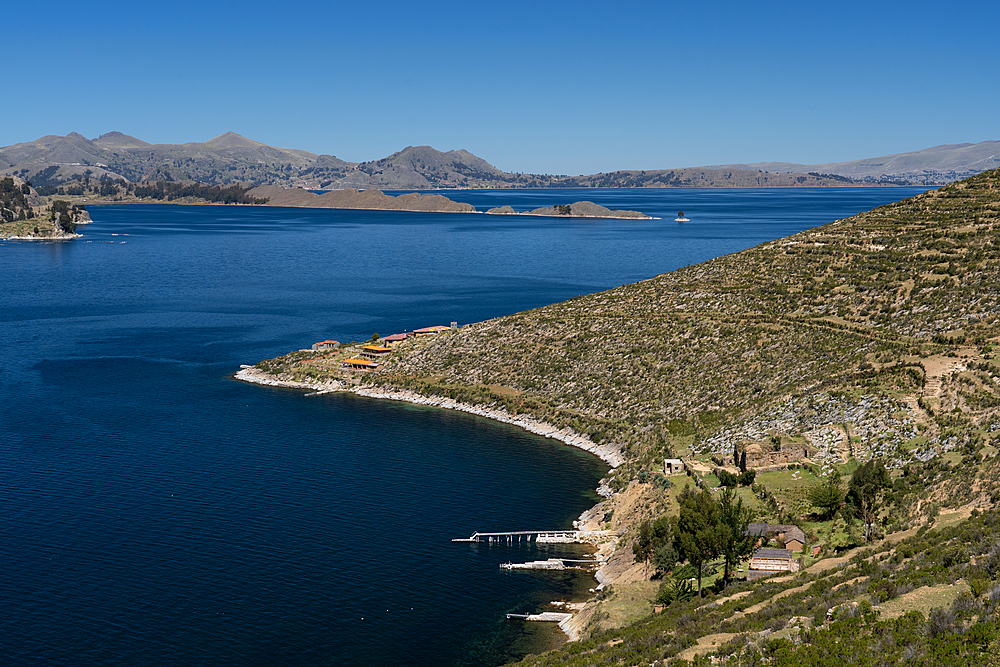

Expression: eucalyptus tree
xmin=846 ymin=459 xmax=891 ymax=543
xmin=672 ymin=486 xmax=724 ymax=596
xmin=717 ymin=486 xmax=756 ymax=587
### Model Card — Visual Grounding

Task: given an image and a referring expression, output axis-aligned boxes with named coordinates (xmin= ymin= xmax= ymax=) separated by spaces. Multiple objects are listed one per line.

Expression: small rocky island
xmin=248 ymin=187 xmax=654 ymax=219
xmin=486 ymin=201 xmax=652 ymax=219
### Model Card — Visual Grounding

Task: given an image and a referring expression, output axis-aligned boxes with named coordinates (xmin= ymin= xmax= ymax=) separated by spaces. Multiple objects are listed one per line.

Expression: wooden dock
xmin=505 ymin=612 xmax=573 ymax=623
xmin=501 ymin=558 xmax=598 ymax=571
xmin=452 ymin=530 xmax=581 ymax=544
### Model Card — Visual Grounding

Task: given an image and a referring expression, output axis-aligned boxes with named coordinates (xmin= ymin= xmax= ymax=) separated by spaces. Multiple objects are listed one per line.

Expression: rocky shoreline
xmin=351 ymin=387 xmax=625 ymax=469
xmin=235 ymin=366 xmax=623 ymax=468
xmin=2 ymin=232 xmax=81 ymax=240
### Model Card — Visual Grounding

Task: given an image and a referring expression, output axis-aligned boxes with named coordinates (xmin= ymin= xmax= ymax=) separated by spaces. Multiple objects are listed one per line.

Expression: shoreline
xmin=234 ymin=367 xmax=623 ymax=469
xmin=234 ymin=365 xmax=621 ymax=641
xmin=2 ymin=232 xmax=81 ymax=240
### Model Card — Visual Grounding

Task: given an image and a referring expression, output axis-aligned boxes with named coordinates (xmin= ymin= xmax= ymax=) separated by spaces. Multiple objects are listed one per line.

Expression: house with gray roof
xmin=748 ymin=547 xmax=800 ymax=580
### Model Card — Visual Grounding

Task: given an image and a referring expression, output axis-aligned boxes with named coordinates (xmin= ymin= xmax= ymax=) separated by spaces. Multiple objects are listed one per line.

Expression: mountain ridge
xmin=2 ymin=131 xmax=996 ymax=191
xmin=709 ymin=141 xmax=1000 ymax=184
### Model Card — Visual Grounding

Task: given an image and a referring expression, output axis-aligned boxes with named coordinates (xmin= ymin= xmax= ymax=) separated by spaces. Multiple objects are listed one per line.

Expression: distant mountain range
xmin=708 ymin=141 xmax=1000 ymax=185
xmin=2 ymin=131 xmax=996 ymax=191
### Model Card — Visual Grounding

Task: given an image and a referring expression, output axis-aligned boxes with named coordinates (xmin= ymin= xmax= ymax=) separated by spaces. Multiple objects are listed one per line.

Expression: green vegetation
xmin=512 ymin=511 xmax=1000 ymax=666
xmin=846 ymin=460 xmax=892 ymax=543
xmin=808 ymin=474 xmax=845 ymax=520
xmin=129 ymin=181 xmax=268 ymax=204
xmin=0 ymin=176 xmax=88 ymax=237
xmin=31 ymin=174 xmax=270 ymax=205
xmin=371 ymin=169 xmax=1000 ymax=502
xmin=0 ymin=176 xmax=35 ymax=222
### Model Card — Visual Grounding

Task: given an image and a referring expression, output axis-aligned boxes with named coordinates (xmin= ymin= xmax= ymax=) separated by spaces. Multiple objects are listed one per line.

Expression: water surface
xmin=0 ymin=187 xmax=928 ymax=666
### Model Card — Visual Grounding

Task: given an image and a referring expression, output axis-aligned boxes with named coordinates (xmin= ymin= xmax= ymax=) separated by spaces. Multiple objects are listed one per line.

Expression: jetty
xmin=452 ymin=530 xmax=581 ymax=544
xmin=505 ymin=612 xmax=574 ymax=623
xmin=500 ymin=558 xmax=598 ymax=571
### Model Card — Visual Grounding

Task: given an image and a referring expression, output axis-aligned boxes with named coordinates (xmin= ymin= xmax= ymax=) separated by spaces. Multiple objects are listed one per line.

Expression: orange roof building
xmin=341 ymin=358 xmax=379 ymax=371
xmin=413 ymin=325 xmax=451 ymax=335
xmin=360 ymin=345 xmax=393 ymax=360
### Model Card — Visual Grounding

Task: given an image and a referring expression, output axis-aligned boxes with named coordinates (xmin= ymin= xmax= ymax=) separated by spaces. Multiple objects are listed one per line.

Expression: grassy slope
xmin=372 ymin=170 xmax=1000 ymax=481
xmin=254 ymin=169 xmax=1000 ymax=664
xmin=512 ymin=510 xmax=1000 ymax=666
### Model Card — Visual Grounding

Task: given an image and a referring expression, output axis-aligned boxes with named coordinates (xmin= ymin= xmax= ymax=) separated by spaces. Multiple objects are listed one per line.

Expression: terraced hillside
xmin=367 ymin=170 xmax=998 ymax=479
xmin=251 ymin=170 xmax=1000 ymax=665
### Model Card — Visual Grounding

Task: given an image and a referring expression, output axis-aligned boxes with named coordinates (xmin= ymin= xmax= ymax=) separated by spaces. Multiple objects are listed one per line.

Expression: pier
xmin=500 ymin=558 xmax=598 ymax=571
xmin=452 ymin=530 xmax=581 ymax=544
xmin=505 ymin=612 xmax=573 ymax=623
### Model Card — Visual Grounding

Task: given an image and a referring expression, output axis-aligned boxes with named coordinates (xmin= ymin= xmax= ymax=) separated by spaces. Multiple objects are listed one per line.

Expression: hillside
xmin=547 ymin=168 xmax=862 ymax=188
xmin=711 ymin=140 xmax=1000 ymax=185
xmin=247 ymin=170 xmax=1000 ymax=664
xmin=0 ymin=175 xmax=90 ymax=238
xmin=7 ymin=131 xmax=996 ymax=193
xmin=0 ymin=132 xmax=867 ymax=191
xmin=366 ymin=171 xmax=1000 ymax=478
xmin=0 ymin=131 xmax=336 ymax=190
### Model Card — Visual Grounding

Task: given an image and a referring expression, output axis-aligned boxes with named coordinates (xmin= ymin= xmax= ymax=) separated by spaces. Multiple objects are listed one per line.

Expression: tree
xmin=717 ymin=469 xmax=739 ymax=487
xmin=717 ymin=486 xmax=756 ymax=587
xmin=846 ymin=460 xmax=891 ymax=543
xmin=672 ymin=486 xmax=724 ymax=596
xmin=739 ymin=450 xmax=747 ymax=473
xmin=808 ymin=475 xmax=845 ymax=520
xmin=635 ymin=514 xmax=673 ymax=573
xmin=653 ymin=542 xmax=678 ymax=573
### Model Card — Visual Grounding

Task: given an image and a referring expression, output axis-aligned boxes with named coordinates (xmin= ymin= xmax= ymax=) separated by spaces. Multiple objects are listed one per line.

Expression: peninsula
xmin=239 ymin=169 xmax=1000 ymax=665
xmin=0 ymin=175 xmax=90 ymax=239
xmin=245 ymin=184 xmax=476 ymax=213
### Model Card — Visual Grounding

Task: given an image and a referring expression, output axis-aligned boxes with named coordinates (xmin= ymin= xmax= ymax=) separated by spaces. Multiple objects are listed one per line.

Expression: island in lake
xmin=248 ymin=185 xmax=652 ymax=218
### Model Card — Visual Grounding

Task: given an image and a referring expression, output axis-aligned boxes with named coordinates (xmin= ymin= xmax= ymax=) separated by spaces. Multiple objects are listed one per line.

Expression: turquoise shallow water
xmin=0 ymin=187 xmax=928 ymax=666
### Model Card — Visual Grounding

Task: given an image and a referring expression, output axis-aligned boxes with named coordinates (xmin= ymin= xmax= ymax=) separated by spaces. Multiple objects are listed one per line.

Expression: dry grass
xmin=878 ymin=581 xmax=970 ymax=619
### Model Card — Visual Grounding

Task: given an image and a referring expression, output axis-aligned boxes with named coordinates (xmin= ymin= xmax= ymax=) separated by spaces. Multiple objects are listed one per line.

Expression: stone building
xmin=739 ymin=439 xmax=810 ymax=468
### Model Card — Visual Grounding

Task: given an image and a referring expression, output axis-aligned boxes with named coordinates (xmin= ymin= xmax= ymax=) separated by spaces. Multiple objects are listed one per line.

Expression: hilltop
xmin=5 ymin=131 xmax=997 ymax=193
xmin=246 ymin=170 xmax=1000 ymax=664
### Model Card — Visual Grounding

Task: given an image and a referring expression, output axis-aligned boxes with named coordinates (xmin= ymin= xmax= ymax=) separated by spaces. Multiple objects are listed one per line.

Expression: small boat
xmin=674 ymin=211 xmax=689 ymax=222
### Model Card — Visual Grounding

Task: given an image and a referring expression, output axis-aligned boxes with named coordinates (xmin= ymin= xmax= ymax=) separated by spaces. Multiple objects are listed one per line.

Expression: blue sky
xmin=5 ymin=0 xmax=998 ymax=174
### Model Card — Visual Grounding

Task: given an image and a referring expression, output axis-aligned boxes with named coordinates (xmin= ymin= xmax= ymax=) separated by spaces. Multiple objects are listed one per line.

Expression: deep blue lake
xmin=0 ymin=187 xmax=929 ymax=666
